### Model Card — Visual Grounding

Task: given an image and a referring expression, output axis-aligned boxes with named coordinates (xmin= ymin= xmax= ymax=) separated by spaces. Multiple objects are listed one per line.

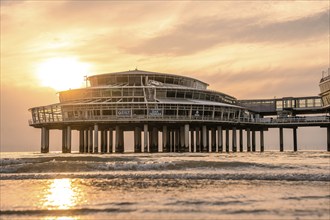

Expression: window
xmin=193 ymin=92 xmax=200 ymax=99
xmin=164 ymin=109 xmax=176 ymax=116
xmin=156 ymin=90 xmax=166 ymax=99
xmin=112 ymin=89 xmax=122 ymax=97
xmin=177 ymin=92 xmax=184 ymax=98
xmin=103 ymin=110 xmax=114 ymax=115
xmin=129 ymin=76 xmax=140 ymax=85
xmin=93 ymin=110 xmax=100 ymax=116
xmin=123 ymin=89 xmax=132 ymax=96
xmin=167 ymin=91 xmax=176 ymax=98
xmin=186 ymin=92 xmax=192 ymax=99
xmin=134 ymin=88 xmax=143 ymax=96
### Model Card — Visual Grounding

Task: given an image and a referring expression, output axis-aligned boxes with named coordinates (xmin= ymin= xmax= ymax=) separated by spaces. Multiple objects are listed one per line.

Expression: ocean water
xmin=0 ymin=152 xmax=329 ymax=220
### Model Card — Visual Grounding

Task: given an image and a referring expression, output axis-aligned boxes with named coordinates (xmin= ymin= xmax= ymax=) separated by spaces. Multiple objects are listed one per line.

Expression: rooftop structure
xmin=29 ymin=69 xmax=330 ymax=153
xmin=319 ymin=68 xmax=330 ymax=108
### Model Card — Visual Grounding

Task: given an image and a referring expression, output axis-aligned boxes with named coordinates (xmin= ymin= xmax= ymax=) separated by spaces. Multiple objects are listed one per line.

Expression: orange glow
xmin=36 ymin=57 xmax=90 ymax=91
xmin=43 ymin=179 xmax=79 ymax=210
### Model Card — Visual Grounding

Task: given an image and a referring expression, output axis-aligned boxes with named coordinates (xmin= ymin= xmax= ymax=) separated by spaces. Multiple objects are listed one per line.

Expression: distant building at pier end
xmin=319 ymin=68 xmax=330 ymax=109
xmin=29 ymin=69 xmax=330 ymax=153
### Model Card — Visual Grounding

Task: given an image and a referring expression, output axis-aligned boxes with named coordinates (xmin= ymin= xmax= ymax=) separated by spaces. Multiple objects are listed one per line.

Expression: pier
xmin=29 ymin=69 xmax=330 ymax=153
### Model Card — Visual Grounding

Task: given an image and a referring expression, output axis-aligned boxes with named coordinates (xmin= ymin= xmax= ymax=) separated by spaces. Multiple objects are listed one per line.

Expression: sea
xmin=0 ymin=151 xmax=329 ymax=220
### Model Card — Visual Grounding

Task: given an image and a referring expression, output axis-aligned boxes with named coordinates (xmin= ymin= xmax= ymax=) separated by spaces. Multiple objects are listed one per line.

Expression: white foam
xmin=88 ymin=161 xmax=176 ymax=171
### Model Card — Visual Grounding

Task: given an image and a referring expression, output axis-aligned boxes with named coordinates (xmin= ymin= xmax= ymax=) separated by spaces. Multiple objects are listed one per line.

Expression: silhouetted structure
xmin=29 ymin=69 xmax=330 ymax=153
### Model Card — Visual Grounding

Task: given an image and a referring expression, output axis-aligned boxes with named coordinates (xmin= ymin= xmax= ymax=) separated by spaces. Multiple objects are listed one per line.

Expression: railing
xmin=29 ymin=114 xmax=330 ymax=126
xmin=239 ymin=96 xmax=324 ymax=113
xmin=254 ymin=116 xmax=329 ymax=124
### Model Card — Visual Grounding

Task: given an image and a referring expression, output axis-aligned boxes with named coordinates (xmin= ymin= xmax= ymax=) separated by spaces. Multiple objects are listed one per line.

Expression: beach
xmin=1 ymin=152 xmax=329 ymax=219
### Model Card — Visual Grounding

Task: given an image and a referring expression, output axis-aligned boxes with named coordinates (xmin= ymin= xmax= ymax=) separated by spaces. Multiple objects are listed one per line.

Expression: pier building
xmin=29 ymin=69 xmax=330 ymax=153
xmin=319 ymin=68 xmax=330 ymax=109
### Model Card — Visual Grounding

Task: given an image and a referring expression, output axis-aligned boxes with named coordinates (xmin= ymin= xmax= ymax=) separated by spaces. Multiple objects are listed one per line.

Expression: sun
xmin=36 ymin=57 xmax=91 ymax=91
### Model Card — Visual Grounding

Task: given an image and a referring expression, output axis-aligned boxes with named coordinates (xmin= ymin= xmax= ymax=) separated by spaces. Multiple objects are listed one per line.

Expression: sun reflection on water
xmin=43 ymin=179 xmax=82 ymax=210
xmin=43 ymin=217 xmax=78 ymax=220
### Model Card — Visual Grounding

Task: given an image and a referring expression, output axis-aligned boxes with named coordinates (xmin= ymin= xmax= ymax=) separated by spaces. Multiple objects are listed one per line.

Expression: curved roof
xmin=87 ymin=69 xmax=209 ymax=87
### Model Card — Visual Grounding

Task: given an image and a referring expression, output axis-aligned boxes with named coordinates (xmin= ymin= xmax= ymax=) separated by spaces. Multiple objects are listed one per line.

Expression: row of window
xmin=239 ymin=98 xmax=322 ymax=111
xmin=59 ymin=88 xmax=236 ymax=104
xmin=89 ymin=74 xmax=207 ymax=90
xmin=276 ymin=98 xmax=322 ymax=109
xmin=64 ymin=109 xmax=241 ymax=120
xmin=320 ymin=81 xmax=330 ymax=93
xmin=32 ymin=104 xmax=244 ymax=122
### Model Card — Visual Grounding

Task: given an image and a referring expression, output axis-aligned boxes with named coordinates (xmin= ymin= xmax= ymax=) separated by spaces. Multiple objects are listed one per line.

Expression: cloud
xmin=243 ymin=9 xmax=328 ymax=43
xmin=125 ymin=9 xmax=328 ymax=56
xmin=205 ymin=65 xmax=324 ymax=99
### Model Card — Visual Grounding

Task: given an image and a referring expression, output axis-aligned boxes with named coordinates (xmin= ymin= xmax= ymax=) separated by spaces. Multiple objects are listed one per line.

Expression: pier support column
xmin=225 ymin=129 xmax=229 ymax=153
xmin=89 ymin=127 xmax=93 ymax=153
xmin=108 ymin=128 xmax=113 ymax=153
xmin=169 ymin=130 xmax=173 ymax=152
xmin=150 ymin=127 xmax=159 ymax=153
xmin=190 ymin=130 xmax=195 ymax=152
xmin=134 ymin=127 xmax=142 ymax=153
xmin=202 ymin=125 xmax=208 ymax=152
xmin=45 ymin=128 xmax=49 ymax=153
xmin=217 ymin=126 xmax=223 ymax=152
xmin=162 ymin=126 xmax=169 ymax=152
xmin=293 ymin=128 xmax=297 ymax=152
xmin=239 ymin=129 xmax=243 ymax=152
xmin=120 ymin=129 xmax=124 ymax=153
xmin=260 ymin=130 xmax=264 ymax=152
xmin=144 ymin=124 xmax=148 ymax=152
xmin=149 ymin=129 xmax=152 ymax=152
xmin=100 ymin=130 xmax=105 ymax=153
xmin=115 ymin=126 xmax=124 ymax=153
xmin=170 ymin=130 xmax=174 ymax=152
xmin=104 ymin=130 xmax=108 ymax=153
xmin=252 ymin=130 xmax=256 ymax=152
xmin=162 ymin=126 xmax=167 ymax=152
xmin=232 ymin=127 xmax=237 ymax=152
xmin=206 ymin=128 xmax=210 ymax=152
xmin=211 ymin=128 xmax=216 ymax=152
xmin=66 ymin=126 xmax=71 ymax=153
xmin=84 ymin=129 xmax=88 ymax=153
xmin=279 ymin=128 xmax=284 ymax=152
xmin=62 ymin=127 xmax=67 ymax=153
xmin=94 ymin=124 xmax=98 ymax=153
xmin=101 ymin=130 xmax=108 ymax=153
xmin=41 ymin=127 xmax=49 ymax=153
xmin=79 ymin=130 xmax=84 ymax=153
xmin=196 ymin=127 xmax=201 ymax=152
xmin=184 ymin=124 xmax=190 ymax=152
xmin=246 ymin=128 xmax=251 ymax=152
xmin=327 ymin=127 xmax=330 ymax=152
xmin=175 ymin=129 xmax=180 ymax=152
xmin=41 ymin=127 xmax=45 ymax=153
xmin=172 ymin=129 xmax=176 ymax=152
xmin=179 ymin=126 xmax=184 ymax=152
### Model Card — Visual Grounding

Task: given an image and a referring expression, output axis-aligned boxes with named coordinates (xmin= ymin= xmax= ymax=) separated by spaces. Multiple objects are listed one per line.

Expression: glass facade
xmin=30 ymin=70 xmax=247 ymax=125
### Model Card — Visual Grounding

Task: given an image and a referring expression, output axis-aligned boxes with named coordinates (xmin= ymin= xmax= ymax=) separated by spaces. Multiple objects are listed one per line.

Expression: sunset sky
xmin=1 ymin=1 xmax=329 ymax=152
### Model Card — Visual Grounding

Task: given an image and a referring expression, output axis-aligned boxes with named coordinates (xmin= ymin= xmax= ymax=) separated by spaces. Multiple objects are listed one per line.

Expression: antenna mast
xmin=84 ymin=75 xmax=88 ymax=88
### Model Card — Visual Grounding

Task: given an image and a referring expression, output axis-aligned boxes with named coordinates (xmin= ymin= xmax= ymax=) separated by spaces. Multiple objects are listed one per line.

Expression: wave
xmin=0 ymin=160 xmax=304 ymax=174
xmin=1 ymin=153 xmax=329 ymax=182
xmin=283 ymin=195 xmax=330 ymax=200
xmin=0 ymin=207 xmax=136 ymax=216
xmin=1 ymin=171 xmax=329 ymax=182
xmin=1 ymin=156 xmax=320 ymax=173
